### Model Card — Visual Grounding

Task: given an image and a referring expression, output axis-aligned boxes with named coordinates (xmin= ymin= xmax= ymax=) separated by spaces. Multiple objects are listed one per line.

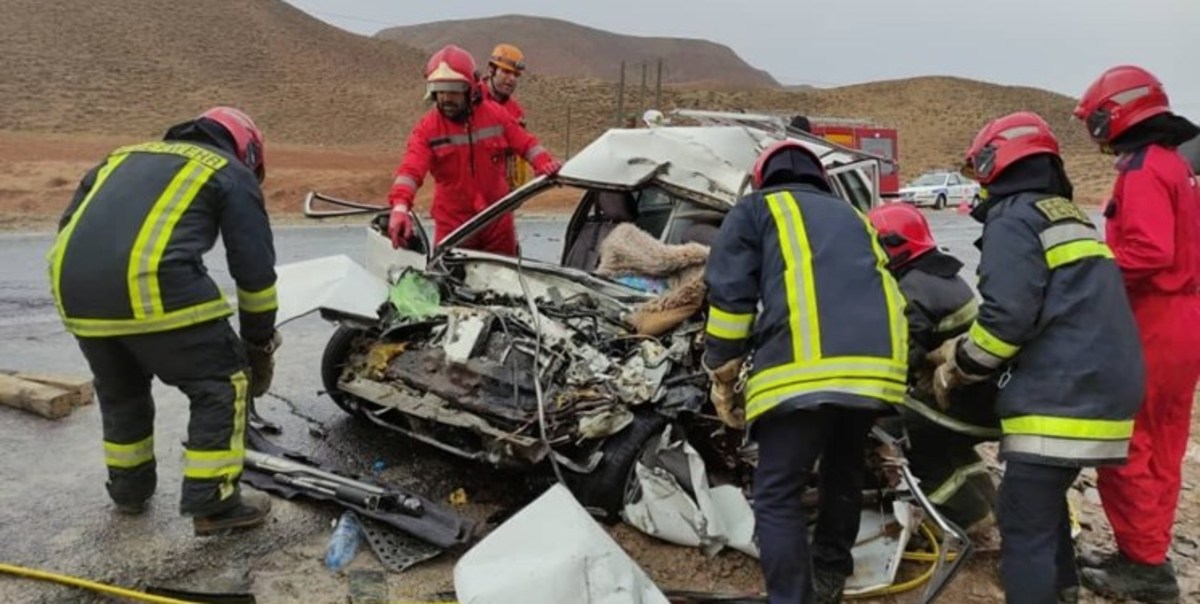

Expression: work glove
xmin=926 ymin=337 xmax=987 ymax=411
xmin=703 ymin=354 xmax=747 ymax=430
xmin=244 ymin=331 xmax=282 ymax=398
xmin=388 ymin=204 xmax=413 ymax=249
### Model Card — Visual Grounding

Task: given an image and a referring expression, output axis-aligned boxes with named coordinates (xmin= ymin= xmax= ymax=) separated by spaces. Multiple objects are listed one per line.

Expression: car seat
xmin=563 ymin=190 xmax=638 ymax=272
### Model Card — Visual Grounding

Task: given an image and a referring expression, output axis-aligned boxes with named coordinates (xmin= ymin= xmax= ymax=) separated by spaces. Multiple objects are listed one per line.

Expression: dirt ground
xmin=241 ymin=396 xmax=1200 ymax=604
xmin=0 ymin=131 xmax=584 ymax=231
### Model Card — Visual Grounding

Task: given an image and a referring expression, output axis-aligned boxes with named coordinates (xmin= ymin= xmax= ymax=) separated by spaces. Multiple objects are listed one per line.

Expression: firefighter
xmin=866 ymin=203 xmax=999 ymax=536
xmin=388 ymin=44 xmax=560 ymax=255
xmin=703 ymin=140 xmax=908 ymax=603
xmin=481 ymin=43 xmax=534 ymax=190
xmin=1072 ymin=65 xmax=1200 ymax=602
xmin=930 ymin=111 xmax=1145 ymax=603
xmin=47 ymin=107 xmax=280 ymax=535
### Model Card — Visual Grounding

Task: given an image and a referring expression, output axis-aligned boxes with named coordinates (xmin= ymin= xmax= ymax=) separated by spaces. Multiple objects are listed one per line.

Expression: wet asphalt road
xmin=0 ymin=209 xmax=1020 ymax=602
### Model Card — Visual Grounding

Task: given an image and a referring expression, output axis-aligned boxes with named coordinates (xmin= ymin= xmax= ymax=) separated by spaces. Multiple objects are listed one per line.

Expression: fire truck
xmin=806 ymin=117 xmax=901 ymax=198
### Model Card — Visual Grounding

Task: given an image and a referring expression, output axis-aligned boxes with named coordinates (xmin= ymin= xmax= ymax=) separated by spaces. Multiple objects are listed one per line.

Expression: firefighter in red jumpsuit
xmin=1074 ymin=65 xmax=1200 ymax=602
xmin=386 ymin=45 xmax=560 ymax=255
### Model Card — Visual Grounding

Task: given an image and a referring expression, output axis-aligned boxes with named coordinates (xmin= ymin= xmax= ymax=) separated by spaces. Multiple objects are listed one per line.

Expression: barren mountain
xmin=0 ymin=0 xmax=1114 ymax=219
xmin=376 ymin=14 xmax=778 ymax=89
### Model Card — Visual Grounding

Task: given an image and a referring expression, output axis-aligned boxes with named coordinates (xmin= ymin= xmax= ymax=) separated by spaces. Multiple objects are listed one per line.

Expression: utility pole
xmin=638 ymin=60 xmax=648 ymax=115
xmin=654 ymin=58 xmax=663 ymax=110
xmin=616 ymin=61 xmax=626 ymax=128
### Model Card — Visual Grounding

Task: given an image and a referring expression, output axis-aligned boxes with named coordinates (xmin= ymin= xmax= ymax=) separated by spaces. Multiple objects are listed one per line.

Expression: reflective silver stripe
xmin=748 ymin=380 xmax=907 ymax=414
xmin=1039 ymin=223 xmax=1099 ymax=250
xmin=935 ymin=299 xmax=979 ymax=334
xmin=960 ymin=336 xmax=1007 ymax=370
xmin=437 ymin=126 xmax=506 ymax=147
xmin=1002 ymin=434 xmax=1129 ymax=462
xmin=393 ymin=175 xmax=417 ymax=191
xmin=1110 ymin=86 xmax=1151 ymax=106
xmin=525 ymin=145 xmax=548 ymax=163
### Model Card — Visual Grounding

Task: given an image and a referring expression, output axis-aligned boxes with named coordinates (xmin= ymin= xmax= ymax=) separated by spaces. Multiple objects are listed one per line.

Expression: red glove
xmin=388 ymin=204 xmax=413 ymax=249
xmin=533 ymin=155 xmax=562 ymax=177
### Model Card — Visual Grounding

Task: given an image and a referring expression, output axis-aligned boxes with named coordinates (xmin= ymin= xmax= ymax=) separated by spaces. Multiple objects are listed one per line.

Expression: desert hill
xmin=0 ymin=0 xmax=1113 ymax=222
xmin=376 ymin=14 xmax=778 ymax=89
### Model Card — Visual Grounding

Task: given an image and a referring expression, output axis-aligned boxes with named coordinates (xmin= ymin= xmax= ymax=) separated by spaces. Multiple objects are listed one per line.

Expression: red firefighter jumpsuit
xmin=387 ymin=99 xmax=554 ymax=256
xmin=482 ymin=83 xmax=526 ymax=127
xmin=1097 ymin=144 xmax=1200 ymax=565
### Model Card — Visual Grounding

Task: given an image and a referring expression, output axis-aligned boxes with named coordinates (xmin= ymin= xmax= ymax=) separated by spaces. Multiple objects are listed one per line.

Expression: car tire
xmin=562 ymin=411 xmax=668 ymax=523
xmin=321 ymin=325 xmax=371 ymax=418
xmin=935 ymin=194 xmax=947 ymax=210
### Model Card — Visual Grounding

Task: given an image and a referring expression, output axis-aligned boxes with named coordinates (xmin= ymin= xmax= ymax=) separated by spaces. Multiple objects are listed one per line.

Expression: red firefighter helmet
xmin=424 ymin=44 xmax=478 ymax=96
xmin=962 ymin=112 xmax=1060 ymax=185
xmin=867 ymin=203 xmax=937 ymax=269
xmin=1074 ymin=65 xmax=1170 ymax=144
xmin=751 ymin=140 xmax=827 ymax=189
xmin=199 ymin=106 xmax=265 ymax=182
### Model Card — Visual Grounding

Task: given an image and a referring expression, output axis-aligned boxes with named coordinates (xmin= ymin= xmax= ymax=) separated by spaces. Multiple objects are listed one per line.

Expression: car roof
xmin=558 ymin=124 xmax=881 ymax=209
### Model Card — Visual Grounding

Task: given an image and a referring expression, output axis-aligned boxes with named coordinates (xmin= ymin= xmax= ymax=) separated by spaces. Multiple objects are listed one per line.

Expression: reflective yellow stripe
xmin=1045 ymin=240 xmax=1114 ymax=269
xmin=128 ymin=161 xmax=214 ymax=319
xmin=182 ymin=450 xmax=244 ymax=479
xmin=968 ymin=322 xmax=1019 ymax=359
xmin=706 ymin=306 xmax=754 ymax=340
xmin=1002 ymin=415 xmax=1134 ymax=440
xmin=746 ymin=377 xmax=906 ymax=420
xmin=182 ymin=371 xmax=247 ymax=486
xmin=103 ymin=436 xmax=155 ymax=469
xmin=747 ymin=356 xmax=908 ymax=396
xmin=237 ymin=284 xmax=279 ymax=314
xmin=49 ymin=153 xmax=132 ymax=318
xmin=936 ymin=299 xmax=979 ymax=334
xmin=63 ymin=298 xmax=232 ymax=337
xmin=928 ymin=461 xmax=989 ymax=505
xmin=767 ymin=192 xmax=821 ymax=362
xmin=881 ymin=268 xmax=908 ymax=362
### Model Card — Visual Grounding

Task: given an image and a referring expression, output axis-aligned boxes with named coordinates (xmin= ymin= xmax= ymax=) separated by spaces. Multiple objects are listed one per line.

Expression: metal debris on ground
xmin=359 ymin=515 xmax=444 ymax=573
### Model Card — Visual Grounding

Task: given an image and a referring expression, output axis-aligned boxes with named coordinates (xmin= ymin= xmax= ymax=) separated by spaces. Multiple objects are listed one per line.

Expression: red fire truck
xmin=806 ymin=117 xmax=901 ymax=198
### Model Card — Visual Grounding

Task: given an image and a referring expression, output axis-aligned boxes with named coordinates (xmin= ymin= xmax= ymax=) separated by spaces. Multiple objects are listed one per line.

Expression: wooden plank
xmin=10 ymin=372 xmax=94 ymax=406
xmin=0 ymin=375 xmax=77 ymax=419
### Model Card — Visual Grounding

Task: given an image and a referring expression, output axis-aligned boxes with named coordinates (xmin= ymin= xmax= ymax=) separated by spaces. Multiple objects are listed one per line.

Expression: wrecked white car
xmin=282 ymin=113 xmax=968 ymax=601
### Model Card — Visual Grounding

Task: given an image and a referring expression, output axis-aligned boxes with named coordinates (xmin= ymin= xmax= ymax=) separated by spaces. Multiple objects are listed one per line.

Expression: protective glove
xmin=388 ymin=204 xmax=413 ymax=249
xmin=703 ymin=354 xmax=747 ymax=430
xmin=926 ymin=337 xmax=988 ymax=411
xmin=244 ymin=331 xmax=282 ymax=398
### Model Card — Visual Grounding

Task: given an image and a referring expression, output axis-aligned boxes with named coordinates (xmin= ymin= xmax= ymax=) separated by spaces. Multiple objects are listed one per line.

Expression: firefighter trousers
xmin=752 ymin=406 xmax=877 ymax=604
xmin=997 ymin=460 xmax=1080 ymax=604
xmin=881 ymin=410 xmax=998 ymax=532
xmin=1097 ymin=294 xmax=1200 ymax=564
xmin=76 ymin=319 xmax=251 ymax=516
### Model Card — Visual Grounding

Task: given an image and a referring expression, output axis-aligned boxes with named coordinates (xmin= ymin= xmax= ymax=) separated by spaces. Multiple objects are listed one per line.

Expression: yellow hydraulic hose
xmin=0 ymin=562 xmax=198 ymax=604
xmin=845 ymin=521 xmax=960 ymax=599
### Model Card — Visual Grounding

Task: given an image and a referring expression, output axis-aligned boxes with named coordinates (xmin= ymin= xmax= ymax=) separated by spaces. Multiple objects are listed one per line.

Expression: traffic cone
xmin=956 ymin=201 xmax=972 ymax=214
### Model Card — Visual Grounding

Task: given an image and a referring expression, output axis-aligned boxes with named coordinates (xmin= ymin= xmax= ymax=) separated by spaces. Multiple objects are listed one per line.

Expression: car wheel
xmin=320 ymin=325 xmax=371 ymax=418
xmin=935 ymin=194 xmax=947 ymax=210
xmin=562 ymin=411 xmax=668 ymax=523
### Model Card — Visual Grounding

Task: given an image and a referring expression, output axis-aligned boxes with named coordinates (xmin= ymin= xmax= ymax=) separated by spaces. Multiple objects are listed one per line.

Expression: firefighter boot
xmin=1080 ymin=554 xmax=1179 ymax=603
xmin=813 ymin=568 xmax=846 ymax=604
xmin=193 ymin=491 xmax=272 ymax=536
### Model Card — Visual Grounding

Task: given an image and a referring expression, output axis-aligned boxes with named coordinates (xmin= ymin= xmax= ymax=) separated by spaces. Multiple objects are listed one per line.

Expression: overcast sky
xmin=284 ymin=0 xmax=1197 ymax=119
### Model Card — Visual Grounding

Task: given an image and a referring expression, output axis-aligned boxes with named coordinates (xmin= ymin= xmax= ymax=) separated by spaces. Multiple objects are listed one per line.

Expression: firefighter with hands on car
xmin=702 ymin=139 xmax=909 ymax=604
xmin=866 ymin=202 xmax=1000 ymax=537
xmin=1071 ymin=64 xmax=1200 ymax=603
xmin=929 ymin=111 xmax=1145 ymax=604
xmin=480 ymin=43 xmax=535 ymax=190
xmin=47 ymin=107 xmax=280 ymax=536
xmin=387 ymin=44 xmax=561 ymax=256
